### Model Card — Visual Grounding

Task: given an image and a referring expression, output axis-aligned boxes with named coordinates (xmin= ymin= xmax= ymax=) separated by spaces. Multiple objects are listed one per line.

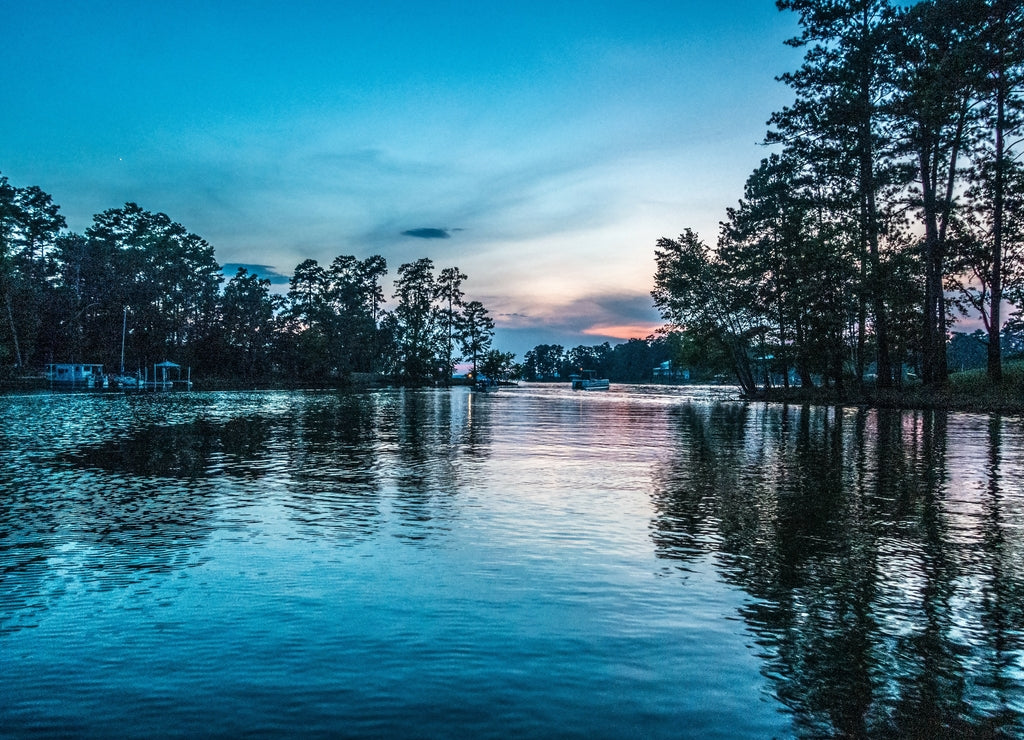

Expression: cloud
xmin=483 ymin=289 xmax=665 ymax=357
xmin=547 ymin=292 xmax=662 ymax=333
xmin=221 ymin=263 xmax=291 ymax=285
xmin=401 ymin=227 xmax=453 ymax=239
xmin=583 ymin=324 xmax=661 ymax=341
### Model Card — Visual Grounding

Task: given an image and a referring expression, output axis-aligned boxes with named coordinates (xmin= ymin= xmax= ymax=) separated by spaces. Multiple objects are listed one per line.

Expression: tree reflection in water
xmin=0 ymin=389 xmax=496 ymax=635
xmin=651 ymin=403 xmax=1024 ymax=738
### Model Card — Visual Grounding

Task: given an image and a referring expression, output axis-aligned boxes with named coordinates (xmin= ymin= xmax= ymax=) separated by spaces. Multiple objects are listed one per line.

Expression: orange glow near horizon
xmin=582 ymin=324 xmax=662 ymax=341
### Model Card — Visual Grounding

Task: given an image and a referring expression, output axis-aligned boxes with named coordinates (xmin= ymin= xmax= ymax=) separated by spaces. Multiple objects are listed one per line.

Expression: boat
xmin=473 ymin=376 xmax=499 ymax=392
xmin=45 ymin=363 xmax=107 ymax=389
xmin=111 ymin=373 xmax=141 ymax=389
xmin=570 ymin=370 xmax=610 ymax=390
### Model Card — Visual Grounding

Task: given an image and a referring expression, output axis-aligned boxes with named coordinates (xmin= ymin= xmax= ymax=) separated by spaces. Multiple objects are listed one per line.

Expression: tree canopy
xmin=0 ymin=175 xmax=502 ymax=386
xmin=654 ymin=0 xmax=1024 ymax=393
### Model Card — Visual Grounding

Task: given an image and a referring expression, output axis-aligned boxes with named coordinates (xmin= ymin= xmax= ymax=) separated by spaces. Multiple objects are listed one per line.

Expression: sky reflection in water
xmin=1 ymin=387 xmax=1022 ymax=738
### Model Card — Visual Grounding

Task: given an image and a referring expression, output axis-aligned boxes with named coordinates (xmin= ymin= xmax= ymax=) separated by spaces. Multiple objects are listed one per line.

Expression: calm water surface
xmin=2 ymin=385 xmax=1023 ymax=738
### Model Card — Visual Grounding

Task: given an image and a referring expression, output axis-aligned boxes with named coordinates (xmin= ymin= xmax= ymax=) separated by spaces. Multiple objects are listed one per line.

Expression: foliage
xmin=653 ymin=0 xmax=1024 ymax=394
xmin=79 ymin=203 xmax=223 ymax=373
xmin=652 ymin=229 xmax=762 ymax=394
xmin=522 ymin=344 xmax=566 ymax=381
xmin=459 ymin=300 xmax=494 ymax=376
xmin=390 ymin=258 xmax=440 ymax=384
xmin=0 ymin=173 xmax=507 ymax=387
xmin=0 ymin=173 xmax=66 ymax=367
xmin=219 ymin=267 xmax=284 ymax=380
xmin=519 ymin=334 xmax=694 ymax=384
xmin=770 ymin=0 xmax=904 ymax=388
xmin=386 ymin=259 xmax=497 ymax=385
xmin=477 ymin=350 xmax=520 ymax=382
xmin=435 ymin=266 xmax=467 ymax=382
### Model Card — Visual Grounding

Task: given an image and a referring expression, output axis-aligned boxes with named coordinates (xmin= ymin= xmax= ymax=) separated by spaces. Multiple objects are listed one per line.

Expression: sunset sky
xmin=2 ymin=1 xmax=802 ymax=357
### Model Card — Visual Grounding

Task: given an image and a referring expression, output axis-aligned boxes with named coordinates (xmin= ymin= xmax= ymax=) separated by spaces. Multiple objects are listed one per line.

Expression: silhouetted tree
xmin=720 ymin=153 xmax=826 ymax=388
xmin=459 ymin=300 xmax=494 ymax=377
xmin=435 ymin=266 xmax=467 ymax=383
xmin=608 ymin=337 xmax=657 ymax=382
xmin=359 ymin=255 xmax=388 ymax=371
xmin=392 ymin=258 xmax=439 ymax=384
xmin=523 ymin=343 xmax=565 ymax=380
xmin=888 ymin=0 xmax=982 ymax=385
xmin=652 ymin=229 xmax=760 ymax=394
xmin=0 ymin=174 xmax=66 ymax=367
xmin=478 ymin=349 xmax=519 ymax=382
xmin=83 ymin=203 xmax=221 ymax=370
xmin=219 ymin=267 xmax=284 ymax=379
xmin=772 ymin=0 xmax=901 ymax=387
xmin=949 ymin=0 xmax=1024 ymax=382
xmin=325 ymin=255 xmax=384 ymax=374
xmin=565 ymin=343 xmax=613 ymax=379
xmin=283 ymin=259 xmax=329 ymax=379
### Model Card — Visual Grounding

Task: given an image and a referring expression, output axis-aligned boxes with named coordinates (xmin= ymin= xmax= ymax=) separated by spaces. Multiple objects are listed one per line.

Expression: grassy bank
xmin=753 ymin=360 xmax=1024 ymax=415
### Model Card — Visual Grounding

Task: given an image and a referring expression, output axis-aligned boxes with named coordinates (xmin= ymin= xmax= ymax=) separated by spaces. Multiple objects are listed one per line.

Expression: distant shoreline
xmin=5 ymin=368 xmax=1023 ymax=416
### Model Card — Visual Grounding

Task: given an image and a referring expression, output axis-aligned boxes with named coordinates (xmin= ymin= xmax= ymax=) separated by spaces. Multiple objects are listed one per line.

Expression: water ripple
xmin=2 ymin=388 xmax=1023 ymax=737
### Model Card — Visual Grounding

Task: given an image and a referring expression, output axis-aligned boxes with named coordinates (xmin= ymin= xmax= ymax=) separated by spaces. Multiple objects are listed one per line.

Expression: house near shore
xmin=45 ymin=363 xmax=105 ymax=388
xmin=653 ymin=360 xmax=689 ymax=382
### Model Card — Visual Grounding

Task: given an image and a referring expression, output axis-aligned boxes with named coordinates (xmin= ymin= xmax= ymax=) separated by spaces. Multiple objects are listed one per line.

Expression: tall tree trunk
xmin=860 ymin=86 xmax=892 ymax=389
xmin=920 ymin=142 xmax=945 ymax=386
xmin=795 ymin=313 xmax=814 ymax=387
xmin=918 ymin=94 xmax=969 ymax=387
xmin=987 ymin=67 xmax=1006 ymax=383
xmin=730 ymin=337 xmax=757 ymax=396
xmin=857 ymin=244 xmax=868 ymax=390
xmin=778 ymin=304 xmax=790 ymax=390
xmin=3 ymin=288 xmax=23 ymax=367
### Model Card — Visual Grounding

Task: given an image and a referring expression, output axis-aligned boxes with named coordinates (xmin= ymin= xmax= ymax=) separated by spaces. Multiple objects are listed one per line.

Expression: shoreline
xmin=745 ymin=388 xmax=1024 ymax=415
xmin=743 ymin=370 xmax=1024 ymax=416
xmin=4 ymin=371 xmax=1023 ymax=415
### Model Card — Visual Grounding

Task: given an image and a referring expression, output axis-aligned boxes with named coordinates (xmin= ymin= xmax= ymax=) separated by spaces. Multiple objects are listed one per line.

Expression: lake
xmin=2 ymin=385 xmax=1023 ymax=738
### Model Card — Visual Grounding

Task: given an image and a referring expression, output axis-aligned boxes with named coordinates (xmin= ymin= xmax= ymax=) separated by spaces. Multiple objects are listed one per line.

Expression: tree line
xmin=520 ymin=334 xmax=729 ymax=383
xmin=0 ymin=172 xmax=701 ymax=388
xmin=652 ymin=0 xmax=1023 ymax=396
xmin=0 ymin=181 xmax=509 ymax=386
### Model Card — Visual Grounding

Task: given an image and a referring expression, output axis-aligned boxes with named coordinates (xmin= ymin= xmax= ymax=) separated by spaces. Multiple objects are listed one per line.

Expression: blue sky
xmin=2 ymin=1 xmax=801 ymax=357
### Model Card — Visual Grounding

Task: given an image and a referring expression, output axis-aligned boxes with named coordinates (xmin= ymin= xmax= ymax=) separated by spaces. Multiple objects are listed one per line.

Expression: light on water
xmin=2 ymin=386 xmax=1023 ymax=737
